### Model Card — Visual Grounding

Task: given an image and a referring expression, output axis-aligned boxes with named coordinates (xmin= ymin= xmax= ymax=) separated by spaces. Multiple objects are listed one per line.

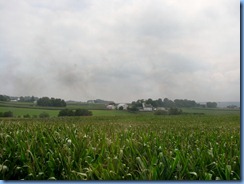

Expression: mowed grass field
xmin=0 ymin=106 xmax=134 ymax=117
xmin=0 ymin=102 xmax=240 ymax=180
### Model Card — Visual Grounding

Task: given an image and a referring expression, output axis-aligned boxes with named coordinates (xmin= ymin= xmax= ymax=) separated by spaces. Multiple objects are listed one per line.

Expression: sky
xmin=0 ymin=0 xmax=240 ymax=103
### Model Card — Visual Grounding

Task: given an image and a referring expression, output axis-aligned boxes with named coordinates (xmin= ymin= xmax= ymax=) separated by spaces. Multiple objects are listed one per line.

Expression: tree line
xmin=18 ymin=96 xmax=37 ymax=102
xmin=0 ymin=95 xmax=11 ymax=101
xmin=131 ymin=98 xmax=217 ymax=109
xmin=37 ymin=97 xmax=66 ymax=107
xmin=58 ymin=109 xmax=92 ymax=117
xmin=0 ymin=111 xmax=13 ymax=117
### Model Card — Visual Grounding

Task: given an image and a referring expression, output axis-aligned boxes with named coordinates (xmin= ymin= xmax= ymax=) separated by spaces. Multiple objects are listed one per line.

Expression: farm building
xmin=156 ymin=107 xmax=167 ymax=111
xmin=117 ymin=103 xmax=128 ymax=110
xmin=140 ymin=103 xmax=153 ymax=111
xmin=106 ymin=105 xmax=116 ymax=110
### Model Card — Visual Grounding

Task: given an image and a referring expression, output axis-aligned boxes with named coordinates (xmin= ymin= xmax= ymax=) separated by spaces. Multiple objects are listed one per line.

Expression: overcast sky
xmin=0 ymin=0 xmax=240 ymax=102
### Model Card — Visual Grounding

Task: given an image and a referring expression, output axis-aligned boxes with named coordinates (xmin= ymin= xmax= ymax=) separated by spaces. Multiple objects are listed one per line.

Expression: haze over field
xmin=0 ymin=0 xmax=240 ymax=102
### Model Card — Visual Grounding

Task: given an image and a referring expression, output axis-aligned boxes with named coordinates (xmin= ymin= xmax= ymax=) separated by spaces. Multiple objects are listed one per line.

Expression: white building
xmin=141 ymin=103 xmax=153 ymax=111
xmin=117 ymin=103 xmax=128 ymax=110
xmin=106 ymin=105 xmax=116 ymax=110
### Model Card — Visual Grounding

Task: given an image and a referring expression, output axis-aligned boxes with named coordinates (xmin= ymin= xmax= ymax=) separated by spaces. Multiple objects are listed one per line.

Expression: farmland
xmin=0 ymin=102 xmax=240 ymax=180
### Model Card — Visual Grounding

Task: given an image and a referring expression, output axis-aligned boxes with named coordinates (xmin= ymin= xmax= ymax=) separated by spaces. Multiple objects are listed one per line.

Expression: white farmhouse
xmin=106 ymin=105 xmax=116 ymax=110
xmin=140 ymin=103 xmax=153 ymax=111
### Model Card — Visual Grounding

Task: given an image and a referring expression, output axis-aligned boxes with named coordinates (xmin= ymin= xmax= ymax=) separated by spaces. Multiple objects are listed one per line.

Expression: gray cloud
xmin=0 ymin=0 xmax=240 ymax=102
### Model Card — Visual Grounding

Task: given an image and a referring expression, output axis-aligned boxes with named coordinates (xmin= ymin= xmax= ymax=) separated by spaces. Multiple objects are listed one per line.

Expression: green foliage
xmin=127 ymin=106 xmax=139 ymax=112
xmin=168 ymin=108 xmax=182 ymax=115
xmin=132 ymin=98 xmax=199 ymax=108
xmin=118 ymin=106 xmax=124 ymax=110
xmin=74 ymin=109 xmax=92 ymax=116
xmin=23 ymin=114 xmax=31 ymax=118
xmin=0 ymin=114 xmax=240 ymax=180
xmin=0 ymin=111 xmax=13 ymax=117
xmin=39 ymin=112 xmax=50 ymax=118
xmin=58 ymin=109 xmax=92 ymax=117
xmin=0 ymin=95 xmax=10 ymax=102
xmin=174 ymin=99 xmax=197 ymax=108
xmin=154 ymin=110 xmax=168 ymax=115
xmin=18 ymin=96 xmax=36 ymax=102
xmin=207 ymin=102 xmax=217 ymax=108
xmin=58 ymin=109 xmax=74 ymax=116
xmin=37 ymin=97 xmax=66 ymax=107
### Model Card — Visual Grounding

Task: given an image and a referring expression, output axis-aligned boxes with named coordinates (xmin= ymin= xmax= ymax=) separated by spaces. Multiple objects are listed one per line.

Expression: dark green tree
xmin=118 ymin=106 xmax=124 ymax=110
xmin=168 ymin=108 xmax=182 ymax=115
xmin=74 ymin=109 xmax=92 ymax=116
xmin=58 ymin=109 xmax=74 ymax=116
xmin=154 ymin=110 xmax=168 ymax=115
xmin=127 ymin=106 xmax=139 ymax=112
xmin=0 ymin=95 xmax=10 ymax=101
xmin=37 ymin=97 xmax=66 ymax=107
xmin=3 ymin=111 xmax=13 ymax=117
xmin=163 ymin=98 xmax=175 ymax=108
xmin=39 ymin=112 xmax=50 ymax=118
xmin=206 ymin=102 xmax=217 ymax=108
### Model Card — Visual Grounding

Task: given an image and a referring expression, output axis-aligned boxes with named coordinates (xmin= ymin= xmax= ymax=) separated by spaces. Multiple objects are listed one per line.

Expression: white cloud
xmin=0 ymin=0 xmax=240 ymax=102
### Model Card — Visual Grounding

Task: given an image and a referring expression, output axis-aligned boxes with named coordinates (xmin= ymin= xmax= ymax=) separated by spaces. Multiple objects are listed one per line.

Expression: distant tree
xmin=23 ymin=114 xmax=31 ymax=118
xmin=18 ymin=96 xmax=24 ymax=102
xmin=227 ymin=105 xmax=238 ymax=109
xmin=37 ymin=97 xmax=50 ymax=106
xmin=18 ymin=96 xmax=38 ymax=102
xmin=174 ymin=99 xmax=197 ymax=108
xmin=74 ymin=109 xmax=92 ymax=116
xmin=154 ymin=110 xmax=168 ymax=115
xmin=3 ymin=111 xmax=13 ymax=117
xmin=168 ymin=108 xmax=182 ymax=115
xmin=146 ymin=98 xmax=153 ymax=105
xmin=156 ymin=98 xmax=164 ymax=107
xmin=58 ymin=108 xmax=92 ymax=117
xmin=0 ymin=95 xmax=10 ymax=101
xmin=109 ymin=102 xmax=116 ymax=105
xmin=118 ymin=106 xmax=124 ymax=110
xmin=58 ymin=109 xmax=74 ymax=116
xmin=37 ymin=97 xmax=66 ymax=107
xmin=206 ymin=102 xmax=217 ymax=108
xmin=39 ymin=112 xmax=50 ymax=118
xmin=30 ymin=96 xmax=35 ymax=102
xmin=132 ymin=100 xmax=143 ymax=108
xmin=163 ymin=98 xmax=175 ymax=108
xmin=127 ymin=106 xmax=139 ymax=112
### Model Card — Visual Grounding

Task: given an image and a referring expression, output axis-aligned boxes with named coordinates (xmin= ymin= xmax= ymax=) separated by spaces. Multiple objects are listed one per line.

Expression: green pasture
xmin=0 ymin=106 xmax=59 ymax=117
xmin=181 ymin=108 xmax=240 ymax=115
xmin=0 ymin=107 xmax=134 ymax=117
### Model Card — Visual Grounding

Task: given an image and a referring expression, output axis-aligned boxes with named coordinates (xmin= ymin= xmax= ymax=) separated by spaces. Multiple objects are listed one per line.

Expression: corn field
xmin=0 ymin=114 xmax=240 ymax=180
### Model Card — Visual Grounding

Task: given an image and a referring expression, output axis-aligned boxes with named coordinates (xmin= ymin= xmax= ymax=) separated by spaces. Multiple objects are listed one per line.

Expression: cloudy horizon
xmin=0 ymin=0 xmax=240 ymax=103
